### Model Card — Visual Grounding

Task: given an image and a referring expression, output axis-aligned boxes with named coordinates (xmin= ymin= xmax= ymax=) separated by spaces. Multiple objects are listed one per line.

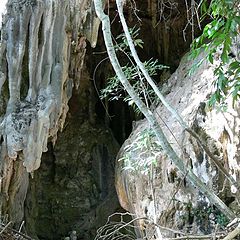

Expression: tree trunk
xmin=93 ymin=0 xmax=235 ymax=221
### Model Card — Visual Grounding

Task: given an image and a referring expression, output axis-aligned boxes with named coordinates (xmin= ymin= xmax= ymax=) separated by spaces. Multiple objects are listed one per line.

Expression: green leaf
xmin=221 ymin=49 xmax=229 ymax=63
xmin=229 ymin=61 xmax=240 ymax=71
xmin=234 ymin=16 xmax=240 ymax=25
xmin=235 ymin=68 xmax=240 ymax=78
xmin=208 ymin=53 xmax=214 ymax=64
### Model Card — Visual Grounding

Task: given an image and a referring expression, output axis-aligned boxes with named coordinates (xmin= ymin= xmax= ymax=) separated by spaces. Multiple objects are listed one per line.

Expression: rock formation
xmin=0 ymin=0 xmax=101 ymax=228
xmin=115 ymin=51 xmax=240 ymax=238
xmin=1 ymin=0 xmax=238 ymax=239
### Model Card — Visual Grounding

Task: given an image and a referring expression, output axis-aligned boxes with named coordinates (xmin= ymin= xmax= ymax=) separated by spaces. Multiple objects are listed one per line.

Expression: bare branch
xmin=222 ymin=223 xmax=240 ymax=240
xmin=113 ymin=0 xmax=235 ymax=220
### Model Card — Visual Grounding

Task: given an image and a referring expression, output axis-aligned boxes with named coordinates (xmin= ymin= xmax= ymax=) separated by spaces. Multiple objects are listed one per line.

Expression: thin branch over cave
xmin=94 ymin=212 xmax=240 ymax=240
xmin=93 ymin=0 xmax=236 ymax=220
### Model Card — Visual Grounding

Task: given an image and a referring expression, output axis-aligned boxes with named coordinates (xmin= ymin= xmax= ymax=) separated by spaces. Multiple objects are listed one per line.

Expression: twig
xmin=222 ymin=223 xmax=240 ymax=240
xmin=150 ymin=223 xmax=184 ymax=235
xmin=213 ymin=223 xmax=219 ymax=240
xmin=167 ymin=233 xmax=225 ymax=240
xmin=97 ymin=216 xmax=147 ymax=239
xmin=0 ymin=223 xmax=33 ymax=240
xmin=18 ymin=221 xmax=24 ymax=232
xmin=0 ymin=221 xmax=12 ymax=234
xmin=92 ymin=56 xmax=113 ymax=119
xmin=226 ymin=218 xmax=239 ymax=229
xmin=94 ymin=212 xmax=186 ymax=239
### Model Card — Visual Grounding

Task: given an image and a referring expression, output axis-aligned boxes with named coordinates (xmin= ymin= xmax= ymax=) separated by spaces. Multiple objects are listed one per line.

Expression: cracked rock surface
xmin=116 ymin=52 xmax=240 ymax=238
xmin=0 ymin=0 xmax=100 ymax=226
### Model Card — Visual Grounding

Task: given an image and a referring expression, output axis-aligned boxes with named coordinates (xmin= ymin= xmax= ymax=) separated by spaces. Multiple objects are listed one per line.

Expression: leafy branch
xmin=190 ymin=0 xmax=240 ymax=109
xmin=100 ymin=27 xmax=168 ymax=114
xmin=119 ymin=127 xmax=161 ymax=174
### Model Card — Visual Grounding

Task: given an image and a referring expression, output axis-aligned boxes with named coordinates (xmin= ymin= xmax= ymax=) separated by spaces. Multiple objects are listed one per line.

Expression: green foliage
xmin=115 ymin=26 xmax=144 ymax=51
xmin=190 ymin=0 xmax=240 ymax=109
xmin=119 ymin=128 xmax=161 ymax=174
xmin=100 ymin=27 xmax=168 ymax=114
xmin=180 ymin=202 xmax=228 ymax=228
xmin=194 ymin=205 xmax=228 ymax=227
xmin=100 ymin=59 xmax=166 ymax=112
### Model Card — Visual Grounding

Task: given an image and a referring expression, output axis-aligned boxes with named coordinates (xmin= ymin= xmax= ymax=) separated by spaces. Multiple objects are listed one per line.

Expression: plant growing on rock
xmin=118 ymin=127 xmax=161 ymax=174
xmin=190 ymin=0 xmax=240 ymax=109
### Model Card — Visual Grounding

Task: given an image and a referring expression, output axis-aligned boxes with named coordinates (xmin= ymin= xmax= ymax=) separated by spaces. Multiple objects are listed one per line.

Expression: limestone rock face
xmin=0 ymin=0 xmax=100 ymax=226
xmin=115 ymin=53 xmax=240 ymax=238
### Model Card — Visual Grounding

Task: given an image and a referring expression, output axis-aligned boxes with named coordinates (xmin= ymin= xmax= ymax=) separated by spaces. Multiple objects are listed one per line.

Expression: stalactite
xmin=0 ymin=0 xmax=99 ymax=224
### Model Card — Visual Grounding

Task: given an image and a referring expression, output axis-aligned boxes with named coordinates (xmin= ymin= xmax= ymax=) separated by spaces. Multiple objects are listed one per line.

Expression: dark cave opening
xmin=85 ymin=0 xmax=203 ymax=145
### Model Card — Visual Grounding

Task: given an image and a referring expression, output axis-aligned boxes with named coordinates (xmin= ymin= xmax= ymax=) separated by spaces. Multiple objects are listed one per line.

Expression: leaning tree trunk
xmin=0 ymin=0 xmax=99 ymax=225
xmin=93 ymin=0 xmax=236 ymax=221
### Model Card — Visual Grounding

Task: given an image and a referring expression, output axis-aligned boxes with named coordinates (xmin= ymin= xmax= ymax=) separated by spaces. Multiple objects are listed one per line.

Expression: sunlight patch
xmin=0 ymin=0 xmax=8 ymax=26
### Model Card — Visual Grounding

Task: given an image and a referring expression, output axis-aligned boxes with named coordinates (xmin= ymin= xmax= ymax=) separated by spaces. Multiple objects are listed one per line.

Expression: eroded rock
xmin=115 ymin=52 xmax=240 ymax=238
xmin=0 ymin=0 xmax=100 ymax=226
